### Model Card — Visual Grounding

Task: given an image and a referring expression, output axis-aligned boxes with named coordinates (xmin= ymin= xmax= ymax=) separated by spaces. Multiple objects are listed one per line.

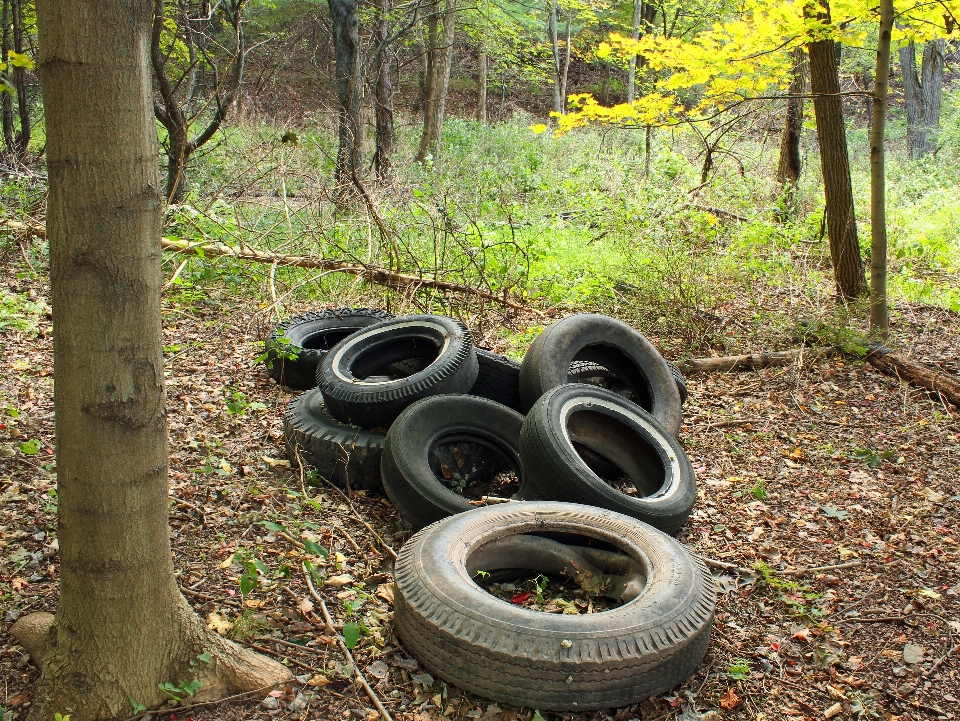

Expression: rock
xmin=288 ymin=693 xmax=308 ymax=713
xmin=701 ymin=713 xmax=722 ymax=721
xmin=823 ymin=702 xmax=843 ymax=719
xmin=903 ymin=643 xmax=924 ymax=665
xmin=261 ymin=695 xmax=280 ymax=710
xmin=897 ymin=682 xmax=917 ymax=697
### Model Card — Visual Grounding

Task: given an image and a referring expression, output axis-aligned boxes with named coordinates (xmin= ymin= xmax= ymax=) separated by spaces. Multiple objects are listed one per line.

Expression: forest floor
xmin=1 ymin=255 xmax=960 ymax=721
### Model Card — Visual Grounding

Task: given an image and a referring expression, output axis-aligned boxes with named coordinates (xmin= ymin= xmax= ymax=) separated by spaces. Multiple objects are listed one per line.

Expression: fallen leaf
xmin=719 ymin=688 xmax=741 ymax=710
xmin=7 ymin=693 xmax=29 ymax=707
xmin=308 ymin=674 xmax=331 ymax=687
xmin=297 ymin=597 xmax=315 ymax=615
xmin=261 ymin=456 xmax=291 ymax=469
xmin=375 ymin=583 xmax=395 ymax=605
xmin=219 ymin=553 xmax=236 ymax=569
xmin=823 ymin=702 xmax=843 ymax=719
xmin=206 ymin=612 xmax=234 ymax=635
xmin=511 ymin=591 xmax=532 ymax=604
xmin=324 ymin=574 xmax=354 ymax=588
xmin=920 ymin=487 xmax=944 ymax=503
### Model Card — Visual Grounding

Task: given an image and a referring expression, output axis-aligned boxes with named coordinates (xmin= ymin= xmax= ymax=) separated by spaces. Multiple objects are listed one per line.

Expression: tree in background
xmin=900 ymin=37 xmax=946 ymax=158
xmin=0 ymin=0 xmax=33 ymax=162
xmin=19 ymin=0 xmax=291 ymax=717
xmin=870 ymin=0 xmax=894 ymax=335
xmin=329 ymin=0 xmax=362 ymax=184
xmin=373 ymin=0 xmax=395 ymax=181
xmin=417 ymin=0 xmax=457 ymax=161
xmin=776 ymin=47 xmax=805 ymax=191
xmin=152 ymin=0 xmax=252 ymax=204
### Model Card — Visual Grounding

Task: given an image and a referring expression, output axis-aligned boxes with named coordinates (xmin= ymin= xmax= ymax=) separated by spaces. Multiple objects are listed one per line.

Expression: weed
xmin=750 ymin=479 xmax=768 ymax=500
xmin=727 ymin=659 xmax=751 ymax=680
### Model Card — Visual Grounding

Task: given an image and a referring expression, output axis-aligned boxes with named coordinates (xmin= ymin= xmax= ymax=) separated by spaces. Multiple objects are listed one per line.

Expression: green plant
xmin=343 ymin=621 xmax=362 ymax=649
xmin=851 ymin=448 xmax=895 ymax=469
xmin=750 ymin=479 xmax=768 ymax=499
xmin=225 ymin=389 xmax=266 ymax=416
xmin=158 ymin=679 xmax=202 ymax=702
xmin=128 ymin=696 xmax=147 ymax=715
xmin=727 ymin=659 xmax=751 ymax=680
xmin=54 ymin=714 xmax=71 ymax=721
xmin=254 ymin=336 xmax=299 ymax=369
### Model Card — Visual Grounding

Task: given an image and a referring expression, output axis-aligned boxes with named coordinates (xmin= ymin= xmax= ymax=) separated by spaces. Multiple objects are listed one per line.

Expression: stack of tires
xmin=270 ymin=309 xmax=714 ymax=711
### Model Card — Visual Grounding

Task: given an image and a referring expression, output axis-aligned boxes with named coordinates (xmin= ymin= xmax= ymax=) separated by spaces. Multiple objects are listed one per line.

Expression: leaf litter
xmin=0 ymin=262 xmax=959 ymax=721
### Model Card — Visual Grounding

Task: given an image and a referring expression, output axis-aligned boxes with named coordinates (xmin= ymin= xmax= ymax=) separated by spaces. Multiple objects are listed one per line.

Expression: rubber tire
xmin=519 ymin=314 xmax=682 ymax=435
xmin=283 ymin=389 xmax=385 ymax=491
xmin=519 ymin=384 xmax=696 ymax=534
xmin=264 ymin=308 xmax=394 ymax=390
xmin=381 ymin=395 xmax=527 ymax=530
xmin=394 ymin=501 xmax=715 ymax=711
xmin=569 ymin=360 xmax=688 ymax=406
xmin=317 ymin=314 xmax=479 ymax=429
xmin=469 ymin=349 xmax=522 ymax=412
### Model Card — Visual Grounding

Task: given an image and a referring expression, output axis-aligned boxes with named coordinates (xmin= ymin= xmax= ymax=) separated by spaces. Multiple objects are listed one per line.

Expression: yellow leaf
xmin=529 ymin=123 xmax=548 ymax=135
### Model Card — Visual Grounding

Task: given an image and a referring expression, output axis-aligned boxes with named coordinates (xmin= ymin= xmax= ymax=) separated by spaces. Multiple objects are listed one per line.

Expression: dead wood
xmin=678 ymin=347 xmax=836 ymax=374
xmin=865 ymin=345 xmax=960 ymax=409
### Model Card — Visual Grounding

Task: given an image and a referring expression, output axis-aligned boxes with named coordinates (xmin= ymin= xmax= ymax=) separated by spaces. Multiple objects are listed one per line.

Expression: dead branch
xmin=865 ymin=345 xmax=960 ymax=409
xmin=678 ymin=347 xmax=835 ymax=374
xmin=160 ymin=237 xmax=539 ymax=314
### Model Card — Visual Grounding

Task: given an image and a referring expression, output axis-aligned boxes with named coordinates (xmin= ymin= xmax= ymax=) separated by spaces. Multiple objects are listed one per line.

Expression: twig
xmin=825 ymin=580 xmax=877 ymax=621
xmin=303 ymin=564 xmax=395 ymax=721
xmin=704 ymin=418 xmax=764 ymax=430
xmin=926 ymin=644 xmax=959 ymax=677
xmin=179 ymin=585 xmax=242 ymax=607
xmin=779 ymin=560 xmax=861 ymax=576
xmin=318 ymin=477 xmax=397 ymax=560
xmin=164 ymin=258 xmax=190 ymax=288
xmin=697 ymin=555 xmax=739 ymax=570
xmin=248 ymin=643 xmax=320 ymax=673
xmin=120 ymin=682 xmax=288 ymax=721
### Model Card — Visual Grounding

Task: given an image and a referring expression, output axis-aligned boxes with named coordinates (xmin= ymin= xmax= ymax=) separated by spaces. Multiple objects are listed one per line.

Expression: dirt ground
xmin=2 ymin=265 xmax=959 ymax=721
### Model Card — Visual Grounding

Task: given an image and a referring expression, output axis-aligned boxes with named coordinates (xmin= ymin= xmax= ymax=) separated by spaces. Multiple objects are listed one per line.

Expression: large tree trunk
xmin=548 ymin=0 xmax=562 ymax=114
xmin=427 ymin=0 xmax=457 ymax=160
xmin=416 ymin=0 xmax=440 ymax=162
xmin=476 ymin=47 xmax=487 ymax=123
xmin=869 ymin=0 xmax=893 ymax=337
xmin=374 ymin=0 xmax=395 ymax=182
xmin=329 ymin=0 xmax=362 ymax=185
xmin=28 ymin=1 xmax=291 ymax=717
xmin=776 ymin=47 xmax=805 ymax=187
xmin=806 ymin=3 xmax=865 ymax=299
xmin=900 ymin=39 xmax=945 ymax=158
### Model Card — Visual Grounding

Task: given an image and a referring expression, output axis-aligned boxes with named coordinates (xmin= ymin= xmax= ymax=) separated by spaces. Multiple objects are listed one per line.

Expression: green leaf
xmin=260 ymin=521 xmax=286 ymax=532
xmin=249 ymin=401 xmax=267 ymax=411
xmin=239 ymin=571 xmax=257 ymax=596
xmin=820 ymin=505 xmax=851 ymax=520
xmin=19 ymin=439 xmax=40 ymax=455
xmin=183 ymin=679 xmax=202 ymax=697
xmin=128 ymin=695 xmax=147 ymax=714
xmin=342 ymin=621 xmax=361 ymax=649
xmin=303 ymin=539 xmax=329 ymax=557
xmin=197 ymin=651 xmax=213 ymax=665
xmin=532 ymin=712 xmax=547 ymax=721
xmin=253 ymin=558 xmax=269 ymax=575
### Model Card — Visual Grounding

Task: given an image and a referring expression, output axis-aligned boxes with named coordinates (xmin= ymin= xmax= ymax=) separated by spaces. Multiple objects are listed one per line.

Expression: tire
xmin=519 ymin=384 xmax=696 ymax=534
xmin=317 ymin=314 xmax=479 ymax=429
xmin=283 ymin=389 xmax=385 ymax=491
xmin=519 ymin=314 xmax=682 ymax=435
xmin=381 ymin=395 xmax=527 ymax=530
xmin=394 ymin=501 xmax=715 ymax=711
xmin=469 ymin=349 xmax=522 ymax=412
xmin=569 ymin=360 xmax=688 ymax=406
xmin=264 ymin=308 xmax=394 ymax=390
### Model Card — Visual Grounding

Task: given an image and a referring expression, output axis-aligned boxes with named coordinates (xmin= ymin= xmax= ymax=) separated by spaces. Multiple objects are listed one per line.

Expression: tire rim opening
xmin=429 ymin=433 xmax=520 ymax=500
xmin=569 ymin=345 xmax=653 ymax=411
xmin=301 ymin=328 xmax=359 ymax=351
xmin=466 ymin=531 xmax=647 ymax=612
xmin=347 ymin=337 xmax=441 ymax=380
xmin=567 ymin=409 xmax=666 ymax=497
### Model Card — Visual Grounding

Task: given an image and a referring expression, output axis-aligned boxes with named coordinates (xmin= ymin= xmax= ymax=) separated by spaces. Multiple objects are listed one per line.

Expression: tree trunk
xmin=806 ymin=3 xmax=865 ymax=299
xmin=548 ymin=0 xmax=562 ymax=114
xmin=30 ymin=1 xmax=291 ymax=718
xmin=627 ymin=0 xmax=641 ymax=103
xmin=869 ymin=0 xmax=892 ymax=337
xmin=560 ymin=12 xmax=571 ymax=109
xmin=416 ymin=0 xmax=439 ymax=162
xmin=776 ymin=47 xmax=805 ymax=187
xmin=476 ymin=47 xmax=487 ymax=123
xmin=374 ymin=0 xmax=394 ymax=183
xmin=1 ymin=0 xmax=13 ymax=154
xmin=427 ymin=0 xmax=457 ymax=160
xmin=329 ymin=0 xmax=362 ymax=185
xmin=900 ymin=39 xmax=945 ymax=158
xmin=11 ymin=0 xmax=28 ymax=158
xmin=166 ymin=127 xmax=190 ymax=205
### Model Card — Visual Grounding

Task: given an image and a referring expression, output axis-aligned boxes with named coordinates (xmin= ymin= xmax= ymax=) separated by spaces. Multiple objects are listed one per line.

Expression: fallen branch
xmin=865 ymin=345 xmax=960 ymax=409
xmin=161 ymin=237 xmax=538 ymax=315
xmin=678 ymin=347 xmax=835 ymax=374
xmin=1 ymin=218 xmax=46 ymax=238
xmin=779 ymin=560 xmax=861 ymax=576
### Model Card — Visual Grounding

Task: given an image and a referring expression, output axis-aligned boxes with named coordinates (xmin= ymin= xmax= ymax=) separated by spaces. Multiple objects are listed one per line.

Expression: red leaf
xmin=510 ymin=592 xmax=531 ymax=604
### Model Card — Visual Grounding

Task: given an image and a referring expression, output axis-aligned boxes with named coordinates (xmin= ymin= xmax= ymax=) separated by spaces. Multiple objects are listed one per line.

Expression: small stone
xmin=260 ymin=696 xmax=280 ymax=710
xmin=897 ymin=682 xmax=917 ymax=697
xmin=701 ymin=713 xmax=722 ymax=721
xmin=295 ymin=673 xmax=311 ymax=684
xmin=903 ymin=643 xmax=924 ymax=665
xmin=823 ymin=702 xmax=843 ymax=719
xmin=5 ymin=608 xmax=20 ymax=623
xmin=288 ymin=693 xmax=308 ymax=713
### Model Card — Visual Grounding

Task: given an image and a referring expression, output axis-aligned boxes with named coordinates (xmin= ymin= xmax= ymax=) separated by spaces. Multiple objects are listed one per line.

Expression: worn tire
xmin=519 ymin=384 xmax=696 ymax=534
xmin=283 ymin=389 xmax=385 ymax=491
xmin=381 ymin=395 xmax=527 ymax=530
xmin=469 ymin=349 xmax=523 ymax=412
xmin=264 ymin=308 xmax=394 ymax=390
xmin=317 ymin=314 xmax=479 ymax=429
xmin=394 ymin=501 xmax=715 ymax=711
xmin=519 ymin=314 xmax=682 ymax=435
xmin=569 ymin=360 xmax=688 ymax=406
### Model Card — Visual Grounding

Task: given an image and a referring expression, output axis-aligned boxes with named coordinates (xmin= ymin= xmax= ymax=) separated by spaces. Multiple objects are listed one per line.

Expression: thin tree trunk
xmin=869 ymin=0 xmax=892 ymax=337
xmin=627 ymin=0 xmax=641 ymax=103
xmin=644 ymin=124 xmax=651 ymax=178
xmin=1 ymin=0 xmax=13 ymax=154
xmin=416 ymin=0 xmax=439 ymax=162
xmin=374 ymin=0 xmax=394 ymax=182
xmin=476 ymin=47 xmax=487 ymax=123
xmin=901 ymin=38 xmax=945 ymax=158
xmin=329 ymin=0 xmax=362 ymax=185
xmin=29 ymin=0 xmax=290 ymax=716
xmin=776 ymin=47 xmax=805 ymax=187
xmin=560 ymin=12 xmax=571 ymax=110
xmin=427 ymin=0 xmax=457 ymax=160
xmin=806 ymin=2 xmax=865 ymax=299
xmin=11 ymin=0 xmax=28 ymax=158
xmin=548 ymin=0 xmax=562 ymax=114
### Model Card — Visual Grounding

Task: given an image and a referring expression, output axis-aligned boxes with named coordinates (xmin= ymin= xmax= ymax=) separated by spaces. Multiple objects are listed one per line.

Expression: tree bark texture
xmin=869 ymin=0 xmax=893 ymax=337
xmin=806 ymin=4 xmax=865 ymax=299
xmin=416 ymin=0 xmax=439 ymax=162
xmin=548 ymin=0 xmax=562 ymax=114
xmin=1 ymin=0 xmax=13 ymax=153
xmin=476 ymin=47 xmax=487 ymax=123
xmin=900 ymin=39 xmax=945 ymax=158
xmin=32 ymin=1 xmax=290 ymax=717
xmin=374 ymin=0 xmax=394 ymax=182
xmin=560 ymin=11 xmax=571 ymax=108
xmin=10 ymin=0 xmax=28 ymax=158
xmin=427 ymin=0 xmax=457 ymax=160
xmin=152 ymin=0 xmax=248 ymax=203
xmin=329 ymin=0 xmax=362 ymax=184
xmin=776 ymin=47 xmax=805 ymax=187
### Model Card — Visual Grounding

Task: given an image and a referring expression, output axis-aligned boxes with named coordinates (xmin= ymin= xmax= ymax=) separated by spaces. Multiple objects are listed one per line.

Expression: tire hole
xmin=348 ymin=337 xmax=441 ymax=379
xmin=301 ymin=328 xmax=357 ymax=351
xmin=429 ymin=434 xmax=520 ymax=499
